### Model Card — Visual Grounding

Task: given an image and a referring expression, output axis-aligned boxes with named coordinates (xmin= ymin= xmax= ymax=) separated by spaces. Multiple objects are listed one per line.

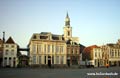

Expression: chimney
xmin=3 ymin=31 xmax=5 ymax=43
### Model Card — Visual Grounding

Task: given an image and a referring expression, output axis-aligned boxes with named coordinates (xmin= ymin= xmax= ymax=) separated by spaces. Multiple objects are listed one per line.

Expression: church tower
xmin=63 ymin=12 xmax=72 ymax=41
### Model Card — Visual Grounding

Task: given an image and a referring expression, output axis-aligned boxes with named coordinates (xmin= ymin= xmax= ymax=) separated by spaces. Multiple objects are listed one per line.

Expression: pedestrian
xmin=106 ymin=64 xmax=109 ymax=68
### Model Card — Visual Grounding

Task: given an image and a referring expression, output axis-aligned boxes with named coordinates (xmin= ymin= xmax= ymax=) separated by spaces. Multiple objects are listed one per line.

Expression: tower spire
xmin=65 ymin=12 xmax=70 ymax=26
xmin=66 ymin=12 xmax=69 ymax=18
xmin=63 ymin=12 xmax=72 ymax=41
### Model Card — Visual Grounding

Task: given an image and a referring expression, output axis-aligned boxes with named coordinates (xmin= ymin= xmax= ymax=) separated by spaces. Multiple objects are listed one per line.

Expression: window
xmin=44 ymin=56 xmax=46 ymax=64
xmin=11 ymin=45 xmax=14 ymax=48
xmin=115 ymin=51 xmax=117 ymax=57
xmin=68 ymin=31 xmax=70 ymax=36
xmin=95 ymin=52 xmax=97 ymax=57
xmin=33 ymin=35 xmax=36 ymax=39
xmin=56 ymin=56 xmax=59 ymax=64
xmin=48 ymin=45 xmax=50 ymax=53
xmin=52 ymin=45 xmax=54 ymax=53
xmin=52 ymin=56 xmax=54 ymax=64
xmin=11 ymin=51 xmax=14 ymax=55
xmin=56 ymin=46 xmax=59 ymax=53
xmin=61 ymin=56 xmax=64 ymax=64
xmin=6 ymin=45 xmax=9 ymax=47
xmin=118 ymin=51 xmax=119 ymax=57
xmin=11 ymin=49 xmax=14 ymax=52
xmin=60 ymin=46 xmax=61 ymax=52
xmin=5 ymin=50 xmax=9 ymax=55
xmin=112 ymin=52 xmax=114 ymax=57
xmin=110 ymin=51 xmax=112 ymax=57
xmin=44 ymin=44 xmax=46 ymax=53
xmin=38 ymin=45 xmax=41 ymax=53
xmin=39 ymin=56 xmax=41 ymax=64
xmin=32 ymin=45 xmax=36 ymax=54
xmin=72 ymin=49 xmax=74 ymax=54
xmin=118 ymin=51 xmax=120 ymax=57
xmin=99 ymin=52 xmax=100 ymax=58
xmin=11 ymin=49 xmax=14 ymax=55
xmin=33 ymin=56 xmax=36 ymax=64
xmin=60 ymin=46 xmax=64 ymax=53
xmin=76 ymin=50 xmax=79 ymax=54
xmin=62 ymin=46 xmax=64 ymax=53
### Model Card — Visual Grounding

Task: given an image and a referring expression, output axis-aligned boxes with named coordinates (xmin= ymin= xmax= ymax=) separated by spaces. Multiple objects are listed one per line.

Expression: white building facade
xmin=3 ymin=37 xmax=18 ymax=67
xmin=83 ymin=45 xmax=104 ymax=67
xmin=106 ymin=44 xmax=120 ymax=66
xmin=92 ymin=47 xmax=104 ymax=67
xmin=28 ymin=13 xmax=80 ymax=67
xmin=29 ymin=33 xmax=67 ymax=66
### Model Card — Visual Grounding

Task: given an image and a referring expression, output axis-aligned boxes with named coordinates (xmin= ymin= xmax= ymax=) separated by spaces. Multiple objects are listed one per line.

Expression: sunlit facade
xmin=29 ymin=32 xmax=67 ymax=66
xmin=28 ymin=13 xmax=80 ymax=67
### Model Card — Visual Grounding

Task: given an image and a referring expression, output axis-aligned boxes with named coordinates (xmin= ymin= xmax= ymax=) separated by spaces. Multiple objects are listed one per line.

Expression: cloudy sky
xmin=0 ymin=0 xmax=120 ymax=48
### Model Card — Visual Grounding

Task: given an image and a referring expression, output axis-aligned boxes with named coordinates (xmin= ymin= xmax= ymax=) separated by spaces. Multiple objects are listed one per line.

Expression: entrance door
xmin=13 ymin=58 xmax=16 ymax=67
xmin=67 ymin=59 xmax=70 ymax=67
xmin=0 ymin=58 xmax=2 ymax=67
xmin=48 ymin=56 xmax=51 ymax=68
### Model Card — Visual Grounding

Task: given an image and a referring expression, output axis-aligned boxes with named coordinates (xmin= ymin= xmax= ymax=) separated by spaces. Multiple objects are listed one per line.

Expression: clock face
xmin=66 ymin=18 xmax=70 ymax=21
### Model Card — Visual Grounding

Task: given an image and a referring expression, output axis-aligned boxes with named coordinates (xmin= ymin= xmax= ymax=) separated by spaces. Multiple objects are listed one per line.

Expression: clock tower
xmin=63 ymin=12 xmax=72 ymax=41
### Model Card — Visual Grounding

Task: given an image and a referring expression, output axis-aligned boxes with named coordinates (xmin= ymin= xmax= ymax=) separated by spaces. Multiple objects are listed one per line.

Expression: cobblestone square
xmin=0 ymin=67 xmax=119 ymax=78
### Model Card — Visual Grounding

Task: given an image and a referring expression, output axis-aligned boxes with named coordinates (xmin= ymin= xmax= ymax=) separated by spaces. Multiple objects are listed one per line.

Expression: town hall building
xmin=28 ymin=13 xmax=80 ymax=67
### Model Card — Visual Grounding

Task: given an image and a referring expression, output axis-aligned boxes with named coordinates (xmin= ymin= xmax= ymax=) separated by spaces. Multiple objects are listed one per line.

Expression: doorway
xmin=67 ymin=59 xmax=70 ymax=67
xmin=48 ymin=56 xmax=51 ymax=68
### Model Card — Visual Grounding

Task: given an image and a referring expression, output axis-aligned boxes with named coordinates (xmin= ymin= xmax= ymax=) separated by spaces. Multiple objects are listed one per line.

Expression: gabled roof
xmin=0 ymin=38 xmax=3 ymax=43
xmin=6 ymin=37 xmax=15 ymax=44
xmin=80 ymin=44 xmax=86 ymax=53
xmin=83 ymin=45 xmax=99 ymax=53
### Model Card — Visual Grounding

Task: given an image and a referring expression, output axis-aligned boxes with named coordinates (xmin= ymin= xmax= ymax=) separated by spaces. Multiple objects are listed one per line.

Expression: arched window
xmin=68 ymin=31 xmax=70 ymax=36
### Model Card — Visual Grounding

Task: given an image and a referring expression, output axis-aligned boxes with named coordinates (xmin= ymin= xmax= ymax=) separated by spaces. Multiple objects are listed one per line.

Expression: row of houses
xmin=0 ymin=13 xmax=120 ymax=68
xmin=0 ymin=35 xmax=29 ymax=68
xmin=82 ymin=40 xmax=120 ymax=67
xmin=0 ymin=13 xmax=81 ymax=68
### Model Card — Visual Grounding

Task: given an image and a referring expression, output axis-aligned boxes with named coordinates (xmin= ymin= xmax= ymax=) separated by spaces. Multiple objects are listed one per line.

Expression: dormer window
xmin=33 ymin=35 xmax=36 ymax=39
xmin=40 ymin=36 xmax=48 ymax=39
xmin=52 ymin=36 xmax=59 ymax=40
